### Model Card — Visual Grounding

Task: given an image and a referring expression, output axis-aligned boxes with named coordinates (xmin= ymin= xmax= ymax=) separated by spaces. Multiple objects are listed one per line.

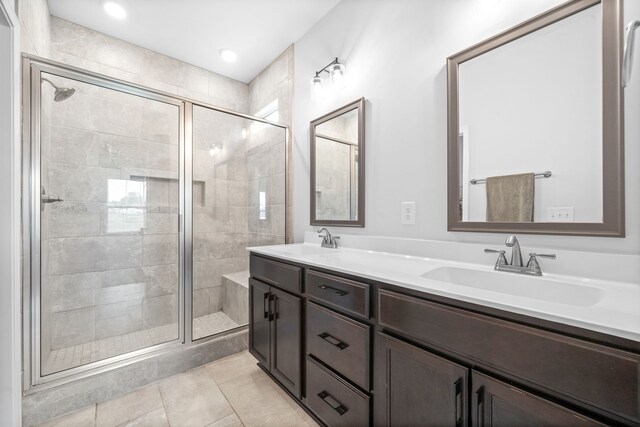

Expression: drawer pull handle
xmin=318 ymin=284 xmax=348 ymax=296
xmin=318 ymin=390 xmax=348 ymax=416
xmin=318 ymin=332 xmax=349 ymax=350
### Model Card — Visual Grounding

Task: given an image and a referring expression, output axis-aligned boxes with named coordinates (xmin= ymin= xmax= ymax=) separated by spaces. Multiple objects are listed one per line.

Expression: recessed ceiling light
xmin=103 ymin=1 xmax=127 ymax=19
xmin=219 ymin=48 xmax=237 ymax=63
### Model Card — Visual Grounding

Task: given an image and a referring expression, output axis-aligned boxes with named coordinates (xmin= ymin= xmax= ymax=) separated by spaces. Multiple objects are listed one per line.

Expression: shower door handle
xmin=41 ymin=194 xmax=63 ymax=204
xmin=41 ymin=186 xmax=63 ymax=211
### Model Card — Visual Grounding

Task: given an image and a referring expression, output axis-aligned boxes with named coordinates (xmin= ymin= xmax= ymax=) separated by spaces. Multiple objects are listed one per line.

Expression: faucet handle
xmin=528 ymin=252 xmax=556 ymax=260
xmin=485 ymin=249 xmax=508 ymax=266
xmin=526 ymin=253 xmax=556 ymax=268
xmin=484 ymin=249 xmax=505 ymax=254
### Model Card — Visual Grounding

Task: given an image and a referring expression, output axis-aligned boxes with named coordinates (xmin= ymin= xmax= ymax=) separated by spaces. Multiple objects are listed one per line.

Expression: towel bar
xmin=469 ymin=171 xmax=552 ymax=185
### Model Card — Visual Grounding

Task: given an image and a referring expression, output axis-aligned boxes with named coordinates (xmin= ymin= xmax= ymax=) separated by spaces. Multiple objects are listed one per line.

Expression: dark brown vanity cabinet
xmin=249 ymin=256 xmax=303 ymax=399
xmin=249 ymin=254 xmax=640 ymax=427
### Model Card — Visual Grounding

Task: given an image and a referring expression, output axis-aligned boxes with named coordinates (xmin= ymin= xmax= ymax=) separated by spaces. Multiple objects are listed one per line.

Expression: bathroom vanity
xmin=248 ymin=242 xmax=640 ymax=427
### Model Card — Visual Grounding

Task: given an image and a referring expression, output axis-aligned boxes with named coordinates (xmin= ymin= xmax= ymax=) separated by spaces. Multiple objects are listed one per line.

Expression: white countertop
xmin=248 ymin=242 xmax=640 ymax=343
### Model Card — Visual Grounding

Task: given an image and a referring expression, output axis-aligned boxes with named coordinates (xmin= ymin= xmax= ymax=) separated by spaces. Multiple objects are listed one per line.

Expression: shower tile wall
xmin=49 ymin=17 xmax=250 ymax=114
xmin=248 ymin=46 xmax=293 ymax=245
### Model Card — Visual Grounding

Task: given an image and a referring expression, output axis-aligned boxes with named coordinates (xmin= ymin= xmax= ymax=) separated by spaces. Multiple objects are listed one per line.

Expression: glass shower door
xmin=191 ymin=105 xmax=286 ymax=340
xmin=38 ymin=72 xmax=183 ymax=376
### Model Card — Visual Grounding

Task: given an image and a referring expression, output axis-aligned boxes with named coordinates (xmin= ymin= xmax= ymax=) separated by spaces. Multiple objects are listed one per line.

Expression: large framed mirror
xmin=311 ymin=98 xmax=365 ymax=227
xmin=447 ymin=0 xmax=624 ymax=237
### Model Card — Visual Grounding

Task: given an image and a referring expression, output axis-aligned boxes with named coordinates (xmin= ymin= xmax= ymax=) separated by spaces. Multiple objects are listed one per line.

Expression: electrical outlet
xmin=401 ymin=202 xmax=416 ymax=225
xmin=546 ymin=207 xmax=575 ymax=222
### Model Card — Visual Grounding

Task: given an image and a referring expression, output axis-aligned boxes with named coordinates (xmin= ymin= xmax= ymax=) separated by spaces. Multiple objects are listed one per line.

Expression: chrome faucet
xmin=485 ymin=235 xmax=556 ymax=276
xmin=505 ymin=235 xmax=523 ymax=267
xmin=317 ymin=228 xmax=340 ymax=249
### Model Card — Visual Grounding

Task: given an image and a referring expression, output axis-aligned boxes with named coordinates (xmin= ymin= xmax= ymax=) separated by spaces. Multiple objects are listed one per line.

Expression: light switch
xmin=546 ymin=207 xmax=575 ymax=222
xmin=401 ymin=202 xmax=416 ymax=225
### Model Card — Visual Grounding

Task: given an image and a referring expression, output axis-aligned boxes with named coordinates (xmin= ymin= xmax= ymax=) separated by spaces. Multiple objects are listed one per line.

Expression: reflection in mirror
xmin=311 ymin=98 xmax=365 ymax=227
xmin=448 ymin=0 xmax=624 ymax=236
xmin=459 ymin=4 xmax=602 ymax=223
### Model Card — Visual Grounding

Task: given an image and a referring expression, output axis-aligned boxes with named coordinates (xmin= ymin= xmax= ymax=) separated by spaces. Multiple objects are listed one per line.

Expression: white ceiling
xmin=47 ymin=0 xmax=341 ymax=83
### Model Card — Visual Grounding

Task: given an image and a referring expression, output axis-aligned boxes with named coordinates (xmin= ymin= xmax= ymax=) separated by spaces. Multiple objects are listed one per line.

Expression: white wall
xmin=0 ymin=0 xmax=21 ymax=424
xmin=459 ymin=5 xmax=603 ymax=222
xmin=293 ymin=0 xmax=640 ymax=255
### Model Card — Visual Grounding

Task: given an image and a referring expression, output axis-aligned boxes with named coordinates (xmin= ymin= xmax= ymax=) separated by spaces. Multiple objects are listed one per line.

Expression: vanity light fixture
xmin=103 ymin=1 xmax=127 ymax=19
xmin=310 ymin=57 xmax=346 ymax=101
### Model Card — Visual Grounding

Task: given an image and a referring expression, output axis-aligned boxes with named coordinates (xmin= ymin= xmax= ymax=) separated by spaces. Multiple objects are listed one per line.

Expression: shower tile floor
xmin=43 ymin=312 xmax=240 ymax=374
xmin=36 ymin=351 xmax=319 ymax=427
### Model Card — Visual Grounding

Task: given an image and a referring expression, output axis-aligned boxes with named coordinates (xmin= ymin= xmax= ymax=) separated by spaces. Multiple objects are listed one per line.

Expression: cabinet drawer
xmin=306 ymin=270 xmax=370 ymax=318
xmin=250 ymin=254 xmax=301 ymax=293
xmin=307 ymin=302 xmax=370 ymax=390
xmin=306 ymin=356 xmax=370 ymax=427
xmin=378 ymin=289 xmax=640 ymax=424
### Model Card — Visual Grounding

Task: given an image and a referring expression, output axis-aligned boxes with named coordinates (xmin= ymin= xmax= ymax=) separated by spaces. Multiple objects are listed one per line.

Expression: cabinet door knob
xmin=317 ymin=390 xmax=348 ymax=415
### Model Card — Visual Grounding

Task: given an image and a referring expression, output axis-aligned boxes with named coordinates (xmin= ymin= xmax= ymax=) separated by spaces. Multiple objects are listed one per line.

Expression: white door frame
xmin=0 ymin=0 xmax=22 ymax=424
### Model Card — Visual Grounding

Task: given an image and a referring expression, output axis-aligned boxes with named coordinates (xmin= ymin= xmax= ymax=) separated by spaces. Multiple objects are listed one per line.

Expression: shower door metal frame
xmin=22 ymin=55 xmax=291 ymax=392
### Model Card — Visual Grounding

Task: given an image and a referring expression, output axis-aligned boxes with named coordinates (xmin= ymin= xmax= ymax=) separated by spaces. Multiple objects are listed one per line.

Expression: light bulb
xmin=219 ymin=48 xmax=237 ymax=63
xmin=310 ymin=75 xmax=324 ymax=102
xmin=103 ymin=1 xmax=127 ymax=19
xmin=209 ymin=143 xmax=222 ymax=157
xmin=329 ymin=62 xmax=346 ymax=87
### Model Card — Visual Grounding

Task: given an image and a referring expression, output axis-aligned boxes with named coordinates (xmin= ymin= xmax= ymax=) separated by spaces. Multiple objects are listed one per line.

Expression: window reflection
xmin=107 ymin=179 xmax=146 ymax=233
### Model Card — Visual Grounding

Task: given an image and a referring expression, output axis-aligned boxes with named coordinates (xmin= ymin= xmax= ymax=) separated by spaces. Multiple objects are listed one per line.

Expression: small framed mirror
xmin=311 ymin=98 xmax=365 ymax=227
xmin=447 ymin=0 xmax=624 ymax=237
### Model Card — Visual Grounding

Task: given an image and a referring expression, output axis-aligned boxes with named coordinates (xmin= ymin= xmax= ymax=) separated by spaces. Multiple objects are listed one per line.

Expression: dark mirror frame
xmin=447 ymin=0 xmax=625 ymax=237
xmin=310 ymin=98 xmax=365 ymax=227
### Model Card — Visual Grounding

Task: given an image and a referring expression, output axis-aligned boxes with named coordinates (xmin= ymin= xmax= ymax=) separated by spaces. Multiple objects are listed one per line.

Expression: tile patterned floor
xmin=43 ymin=312 xmax=240 ymax=375
xmin=36 ymin=351 xmax=319 ymax=427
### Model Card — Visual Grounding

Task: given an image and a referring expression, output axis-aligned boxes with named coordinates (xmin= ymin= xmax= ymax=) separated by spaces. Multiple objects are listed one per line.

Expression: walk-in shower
xmin=22 ymin=56 xmax=288 ymax=388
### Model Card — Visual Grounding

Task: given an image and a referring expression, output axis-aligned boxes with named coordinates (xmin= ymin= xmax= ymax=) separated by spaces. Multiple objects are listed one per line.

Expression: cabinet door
xmin=375 ymin=333 xmax=468 ymax=427
xmin=472 ymin=371 xmax=605 ymax=427
xmin=249 ymin=279 xmax=271 ymax=367
xmin=271 ymin=286 xmax=302 ymax=399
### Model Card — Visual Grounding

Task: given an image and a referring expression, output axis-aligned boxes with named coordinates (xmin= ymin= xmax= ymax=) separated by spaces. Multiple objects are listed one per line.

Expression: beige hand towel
xmin=486 ymin=173 xmax=534 ymax=222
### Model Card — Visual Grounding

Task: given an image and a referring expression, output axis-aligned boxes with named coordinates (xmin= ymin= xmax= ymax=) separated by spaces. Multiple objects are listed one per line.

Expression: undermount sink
xmin=421 ymin=267 xmax=604 ymax=307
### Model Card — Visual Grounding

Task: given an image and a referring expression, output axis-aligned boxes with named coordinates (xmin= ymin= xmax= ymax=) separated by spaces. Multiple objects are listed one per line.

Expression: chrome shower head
xmin=54 ymin=86 xmax=75 ymax=102
xmin=42 ymin=77 xmax=76 ymax=102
